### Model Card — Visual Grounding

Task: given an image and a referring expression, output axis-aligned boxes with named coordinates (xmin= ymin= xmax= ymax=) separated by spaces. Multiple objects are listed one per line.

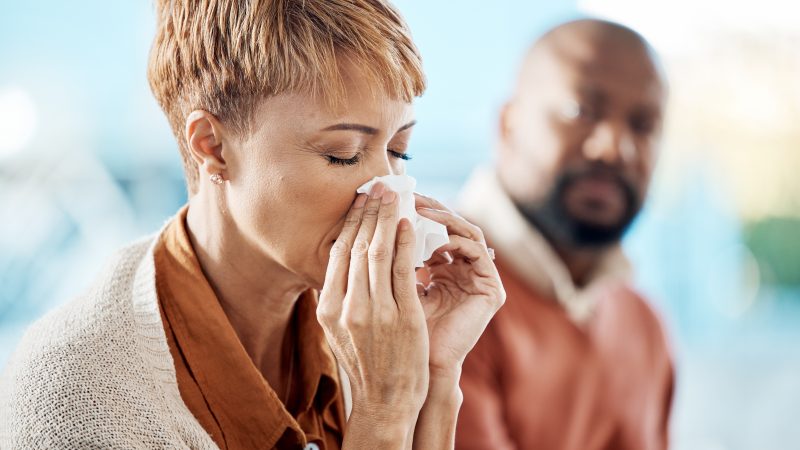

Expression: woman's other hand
xmin=318 ymin=182 xmax=429 ymax=448
xmin=415 ymin=194 xmax=506 ymax=380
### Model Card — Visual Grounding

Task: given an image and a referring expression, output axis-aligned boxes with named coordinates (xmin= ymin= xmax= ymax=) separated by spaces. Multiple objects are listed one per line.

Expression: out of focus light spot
xmin=0 ymin=87 xmax=37 ymax=157
xmin=578 ymin=0 xmax=800 ymax=52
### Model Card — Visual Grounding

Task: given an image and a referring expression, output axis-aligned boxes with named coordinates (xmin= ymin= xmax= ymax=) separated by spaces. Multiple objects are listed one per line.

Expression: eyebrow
xmin=321 ymin=120 xmax=417 ymax=135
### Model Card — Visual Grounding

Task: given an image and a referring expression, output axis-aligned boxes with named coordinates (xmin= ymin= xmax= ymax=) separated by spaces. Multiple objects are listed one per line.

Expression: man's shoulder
xmin=597 ymin=282 xmax=674 ymax=363
xmin=604 ymin=283 xmax=669 ymax=331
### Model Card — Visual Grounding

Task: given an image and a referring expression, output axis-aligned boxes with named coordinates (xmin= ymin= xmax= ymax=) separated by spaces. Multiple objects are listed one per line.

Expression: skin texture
xmin=496 ymin=19 xmax=667 ymax=285
xmin=183 ymin=58 xmax=505 ymax=449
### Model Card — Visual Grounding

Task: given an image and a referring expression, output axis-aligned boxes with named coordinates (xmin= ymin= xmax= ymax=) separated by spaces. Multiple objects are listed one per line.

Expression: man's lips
xmin=572 ymin=177 xmax=622 ymax=198
xmin=568 ymin=175 xmax=624 ymax=200
xmin=562 ymin=174 xmax=628 ymax=223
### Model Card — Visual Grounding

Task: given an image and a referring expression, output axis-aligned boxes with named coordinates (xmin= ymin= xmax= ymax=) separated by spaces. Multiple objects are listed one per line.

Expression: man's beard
xmin=515 ymin=166 xmax=641 ymax=249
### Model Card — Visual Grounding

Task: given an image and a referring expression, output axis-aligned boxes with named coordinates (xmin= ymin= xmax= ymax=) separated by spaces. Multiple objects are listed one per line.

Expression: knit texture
xmin=0 ymin=235 xmax=219 ymax=449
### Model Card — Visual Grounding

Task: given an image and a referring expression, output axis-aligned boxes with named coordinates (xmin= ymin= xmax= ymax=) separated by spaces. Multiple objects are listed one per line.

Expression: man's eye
xmin=631 ymin=115 xmax=656 ymax=135
xmin=560 ymin=100 xmax=599 ymax=122
xmin=560 ymin=100 xmax=582 ymax=120
xmin=325 ymin=154 xmax=361 ymax=166
xmin=388 ymin=150 xmax=412 ymax=161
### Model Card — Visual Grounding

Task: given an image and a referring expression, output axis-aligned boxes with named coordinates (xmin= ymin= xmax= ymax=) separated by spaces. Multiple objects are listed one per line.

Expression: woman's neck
xmin=185 ymin=193 xmax=309 ymax=383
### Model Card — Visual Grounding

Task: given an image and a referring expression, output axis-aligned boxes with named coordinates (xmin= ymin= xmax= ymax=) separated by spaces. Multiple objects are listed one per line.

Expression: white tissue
xmin=356 ymin=174 xmax=450 ymax=267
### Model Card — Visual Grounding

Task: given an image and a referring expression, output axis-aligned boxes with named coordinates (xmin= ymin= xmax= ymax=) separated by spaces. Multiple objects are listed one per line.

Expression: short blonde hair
xmin=147 ymin=0 xmax=426 ymax=193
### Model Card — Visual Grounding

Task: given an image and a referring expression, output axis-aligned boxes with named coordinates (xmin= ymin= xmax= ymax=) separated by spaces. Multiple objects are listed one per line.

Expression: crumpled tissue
xmin=356 ymin=174 xmax=449 ymax=267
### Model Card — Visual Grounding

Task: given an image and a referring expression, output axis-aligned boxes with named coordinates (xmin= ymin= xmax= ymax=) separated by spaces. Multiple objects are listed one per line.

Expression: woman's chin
xmin=310 ymin=276 xmax=325 ymax=292
xmin=306 ymin=260 xmax=328 ymax=291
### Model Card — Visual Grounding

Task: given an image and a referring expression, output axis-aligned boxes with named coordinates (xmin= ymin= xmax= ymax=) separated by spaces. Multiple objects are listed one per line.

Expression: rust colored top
xmin=455 ymin=256 xmax=674 ymax=450
xmin=154 ymin=208 xmax=346 ymax=449
xmin=455 ymin=168 xmax=674 ymax=450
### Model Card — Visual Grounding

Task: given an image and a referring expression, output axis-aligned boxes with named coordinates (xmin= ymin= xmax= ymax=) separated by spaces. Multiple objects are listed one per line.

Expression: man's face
xmin=499 ymin=40 xmax=665 ymax=248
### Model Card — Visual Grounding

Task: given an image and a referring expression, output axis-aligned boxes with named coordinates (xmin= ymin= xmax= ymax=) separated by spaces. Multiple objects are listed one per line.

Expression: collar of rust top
xmin=154 ymin=205 xmax=342 ymax=448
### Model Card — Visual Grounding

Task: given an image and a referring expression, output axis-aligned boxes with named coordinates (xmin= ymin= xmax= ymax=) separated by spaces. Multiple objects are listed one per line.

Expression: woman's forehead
xmin=249 ymin=89 xmax=415 ymax=138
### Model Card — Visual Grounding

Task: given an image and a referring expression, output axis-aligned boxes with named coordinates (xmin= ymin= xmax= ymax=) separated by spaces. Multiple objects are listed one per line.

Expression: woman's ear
xmin=185 ymin=110 xmax=227 ymax=179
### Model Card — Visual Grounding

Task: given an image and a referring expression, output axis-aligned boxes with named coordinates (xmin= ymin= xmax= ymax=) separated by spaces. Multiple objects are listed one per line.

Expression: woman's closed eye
xmin=388 ymin=149 xmax=412 ymax=161
xmin=326 ymin=149 xmax=412 ymax=167
xmin=326 ymin=153 xmax=361 ymax=166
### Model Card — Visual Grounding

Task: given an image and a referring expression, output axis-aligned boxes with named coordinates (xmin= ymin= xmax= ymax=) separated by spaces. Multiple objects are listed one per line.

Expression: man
xmin=455 ymin=19 xmax=673 ymax=450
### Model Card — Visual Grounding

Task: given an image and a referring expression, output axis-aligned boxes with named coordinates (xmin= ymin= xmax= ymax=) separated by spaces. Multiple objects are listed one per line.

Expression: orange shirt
xmin=455 ymin=257 xmax=674 ymax=450
xmin=154 ymin=207 xmax=346 ymax=449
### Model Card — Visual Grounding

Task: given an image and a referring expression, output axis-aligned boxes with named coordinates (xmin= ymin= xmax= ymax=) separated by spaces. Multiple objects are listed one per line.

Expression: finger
xmin=413 ymin=192 xmax=453 ymax=213
xmin=368 ymin=189 xmax=399 ymax=307
xmin=416 ymin=207 xmax=485 ymax=244
xmin=392 ymin=218 xmax=420 ymax=312
xmin=426 ymin=248 xmax=454 ymax=267
xmin=322 ymin=194 xmax=368 ymax=297
xmin=434 ymin=235 xmax=499 ymax=278
xmin=346 ymin=183 xmax=385 ymax=303
xmin=416 ymin=282 xmax=427 ymax=298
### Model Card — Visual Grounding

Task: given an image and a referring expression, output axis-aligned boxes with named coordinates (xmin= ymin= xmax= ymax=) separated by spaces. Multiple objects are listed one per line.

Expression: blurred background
xmin=1 ymin=1 xmax=798 ymax=448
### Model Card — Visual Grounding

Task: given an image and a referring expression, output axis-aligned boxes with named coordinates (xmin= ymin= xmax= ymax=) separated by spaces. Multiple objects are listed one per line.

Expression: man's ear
xmin=497 ymin=100 xmax=515 ymax=155
xmin=185 ymin=110 xmax=227 ymax=179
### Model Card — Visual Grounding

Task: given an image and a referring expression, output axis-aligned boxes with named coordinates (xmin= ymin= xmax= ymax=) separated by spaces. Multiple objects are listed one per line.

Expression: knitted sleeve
xmin=0 ymin=238 xmax=217 ymax=449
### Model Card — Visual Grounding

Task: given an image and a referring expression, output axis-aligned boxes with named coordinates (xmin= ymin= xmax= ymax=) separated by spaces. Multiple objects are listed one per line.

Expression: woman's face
xmin=221 ymin=64 xmax=415 ymax=288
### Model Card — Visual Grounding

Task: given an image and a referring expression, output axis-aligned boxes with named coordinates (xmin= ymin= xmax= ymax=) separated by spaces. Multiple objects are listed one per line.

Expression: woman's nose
xmin=370 ymin=152 xmax=401 ymax=178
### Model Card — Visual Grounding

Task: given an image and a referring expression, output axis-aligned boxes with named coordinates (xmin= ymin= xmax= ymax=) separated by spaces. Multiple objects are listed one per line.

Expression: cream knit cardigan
xmin=0 ymin=235 xmax=221 ymax=449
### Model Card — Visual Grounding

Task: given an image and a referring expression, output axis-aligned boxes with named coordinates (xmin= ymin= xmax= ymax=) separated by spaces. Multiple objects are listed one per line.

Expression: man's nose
xmin=582 ymin=120 xmax=636 ymax=165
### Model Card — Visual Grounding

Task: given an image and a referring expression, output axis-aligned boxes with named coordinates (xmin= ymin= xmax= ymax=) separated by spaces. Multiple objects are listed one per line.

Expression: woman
xmin=0 ymin=1 xmax=504 ymax=449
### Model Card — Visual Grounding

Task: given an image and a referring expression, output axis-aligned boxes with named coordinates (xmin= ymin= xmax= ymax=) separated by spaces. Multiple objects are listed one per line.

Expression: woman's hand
xmin=406 ymin=193 xmax=505 ymax=450
xmin=318 ymin=183 xmax=429 ymax=448
xmin=414 ymin=194 xmax=506 ymax=379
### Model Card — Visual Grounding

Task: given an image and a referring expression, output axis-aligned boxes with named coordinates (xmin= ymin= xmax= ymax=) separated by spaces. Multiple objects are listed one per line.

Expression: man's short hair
xmin=147 ymin=0 xmax=426 ymax=193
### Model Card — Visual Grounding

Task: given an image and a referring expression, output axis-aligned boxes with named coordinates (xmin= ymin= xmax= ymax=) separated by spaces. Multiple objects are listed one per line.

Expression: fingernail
xmin=381 ymin=190 xmax=396 ymax=204
xmin=369 ymin=183 xmax=385 ymax=198
xmin=353 ymin=194 xmax=367 ymax=208
xmin=398 ymin=218 xmax=411 ymax=230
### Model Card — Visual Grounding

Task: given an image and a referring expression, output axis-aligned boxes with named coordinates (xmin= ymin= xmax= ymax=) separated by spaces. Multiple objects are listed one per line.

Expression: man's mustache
xmin=558 ymin=164 xmax=635 ymax=192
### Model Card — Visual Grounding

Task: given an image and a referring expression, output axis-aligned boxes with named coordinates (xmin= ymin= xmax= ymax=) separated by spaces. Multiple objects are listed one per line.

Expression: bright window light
xmin=0 ymin=87 xmax=37 ymax=157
